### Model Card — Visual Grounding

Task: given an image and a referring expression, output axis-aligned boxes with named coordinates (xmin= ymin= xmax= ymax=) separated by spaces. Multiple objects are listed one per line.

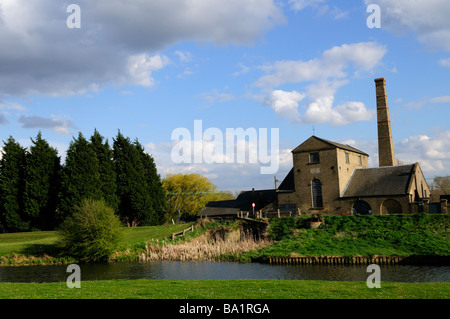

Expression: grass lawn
xmin=0 ymin=279 xmax=448 ymax=299
xmin=0 ymin=223 xmax=193 ymax=258
xmin=0 ymin=231 xmax=59 ymax=257
xmin=117 ymin=223 xmax=194 ymax=249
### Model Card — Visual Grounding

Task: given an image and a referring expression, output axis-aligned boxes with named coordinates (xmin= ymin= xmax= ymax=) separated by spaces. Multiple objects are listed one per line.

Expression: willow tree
xmin=162 ymin=173 xmax=234 ymax=222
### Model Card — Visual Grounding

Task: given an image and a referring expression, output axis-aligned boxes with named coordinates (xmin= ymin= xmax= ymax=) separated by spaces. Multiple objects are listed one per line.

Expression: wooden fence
xmin=171 ymin=225 xmax=194 ymax=240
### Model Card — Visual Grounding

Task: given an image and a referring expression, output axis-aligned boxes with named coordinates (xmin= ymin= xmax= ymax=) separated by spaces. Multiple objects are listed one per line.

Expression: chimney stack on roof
xmin=375 ymin=78 xmax=395 ymax=167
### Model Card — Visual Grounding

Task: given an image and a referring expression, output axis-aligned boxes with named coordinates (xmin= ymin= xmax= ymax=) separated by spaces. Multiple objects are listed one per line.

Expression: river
xmin=0 ymin=261 xmax=449 ymax=283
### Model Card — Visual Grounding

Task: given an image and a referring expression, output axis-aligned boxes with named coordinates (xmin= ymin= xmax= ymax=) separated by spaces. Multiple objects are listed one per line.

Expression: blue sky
xmin=0 ymin=0 xmax=449 ymax=193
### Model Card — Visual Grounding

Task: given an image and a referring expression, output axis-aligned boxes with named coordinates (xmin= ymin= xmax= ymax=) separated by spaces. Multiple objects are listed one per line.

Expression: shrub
xmin=58 ymin=199 xmax=122 ymax=262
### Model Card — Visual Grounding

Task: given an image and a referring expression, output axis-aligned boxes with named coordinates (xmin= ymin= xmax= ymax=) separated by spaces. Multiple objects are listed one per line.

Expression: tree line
xmin=0 ymin=130 xmax=167 ymax=232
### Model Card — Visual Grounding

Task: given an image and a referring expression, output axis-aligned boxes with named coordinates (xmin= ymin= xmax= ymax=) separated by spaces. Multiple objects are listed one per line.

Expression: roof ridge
xmin=293 ymin=136 xmax=368 ymax=156
xmin=355 ymin=164 xmax=415 ymax=170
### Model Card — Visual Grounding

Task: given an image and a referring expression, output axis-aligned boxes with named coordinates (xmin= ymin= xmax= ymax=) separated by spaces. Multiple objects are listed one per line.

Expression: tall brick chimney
xmin=375 ymin=78 xmax=395 ymax=167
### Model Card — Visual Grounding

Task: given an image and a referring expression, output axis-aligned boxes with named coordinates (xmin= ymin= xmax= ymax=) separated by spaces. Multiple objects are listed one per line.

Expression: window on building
xmin=358 ymin=156 xmax=362 ymax=166
xmin=311 ymin=179 xmax=323 ymax=208
xmin=280 ymin=204 xmax=297 ymax=213
xmin=345 ymin=152 xmax=350 ymax=164
xmin=309 ymin=152 xmax=320 ymax=163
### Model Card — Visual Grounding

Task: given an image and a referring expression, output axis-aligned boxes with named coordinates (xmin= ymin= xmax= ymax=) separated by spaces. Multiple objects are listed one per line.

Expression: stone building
xmin=277 ymin=78 xmax=431 ymax=215
xmin=277 ymin=136 xmax=430 ymax=215
xmin=199 ymin=78 xmax=433 ymax=217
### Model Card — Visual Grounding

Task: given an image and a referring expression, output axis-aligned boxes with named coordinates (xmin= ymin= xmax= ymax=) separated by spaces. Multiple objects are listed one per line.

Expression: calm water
xmin=0 ymin=261 xmax=449 ymax=283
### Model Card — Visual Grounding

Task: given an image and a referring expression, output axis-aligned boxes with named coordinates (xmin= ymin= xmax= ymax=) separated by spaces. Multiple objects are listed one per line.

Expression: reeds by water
xmin=138 ymin=228 xmax=270 ymax=262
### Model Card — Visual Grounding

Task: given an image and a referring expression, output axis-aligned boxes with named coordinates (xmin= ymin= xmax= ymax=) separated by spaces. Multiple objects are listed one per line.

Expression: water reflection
xmin=0 ymin=261 xmax=449 ymax=283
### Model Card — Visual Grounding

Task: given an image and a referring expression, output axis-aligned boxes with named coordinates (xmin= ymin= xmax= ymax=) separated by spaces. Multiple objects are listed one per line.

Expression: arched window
xmin=311 ymin=179 xmax=323 ymax=208
xmin=353 ymin=200 xmax=371 ymax=215
xmin=381 ymin=199 xmax=402 ymax=215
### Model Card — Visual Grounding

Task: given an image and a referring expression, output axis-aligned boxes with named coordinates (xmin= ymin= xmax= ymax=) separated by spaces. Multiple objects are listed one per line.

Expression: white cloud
xmin=396 ymin=130 xmax=450 ymax=177
xmin=0 ymin=0 xmax=285 ymax=98
xmin=18 ymin=115 xmax=77 ymax=136
xmin=365 ymin=0 xmax=450 ymax=51
xmin=254 ymin=42 xmax=386 ymax=88
xmin=177 ymin=68 xmax=195 ymax=79
xmin=332 ymin=102 xmax=375 ymax=126
xmin=233 ymin=63 xmax=251 ymax=76
xmin=125 ymin=54 xmax=171 ymax=87
xmin=198 ymin=89 xmax=235 ymax=104
xmin=144 ymin=137 xmax=292 ymax=192
xmin=174 ymin=51 xmax=192 ymax=62
xmin=289 ymin=0 xmax=325 ymax=11
xmin=145 ymin=142 xmax=157 ymax=151
xmin=0 ymin=102 xmax=27 ymax=111
xmin=254 ymin=42 xmax=385 ymax=126
xmin=439 ymin=58 xmax=450 ymax=67
xmin=403 ymin=95 xmax=450 ymax=109
xmin=265 ymin=90 xmax=305 ymax=121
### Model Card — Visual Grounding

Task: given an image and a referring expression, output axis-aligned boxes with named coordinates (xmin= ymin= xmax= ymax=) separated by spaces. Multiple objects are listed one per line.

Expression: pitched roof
xmin=278 ymin=168 xmax=295 ymax=191
xmin=341 ymin=164 xmax=416 ymax=198
xmin=197 ymin=189 xmax=277 ymax=216
xmin=292 ymin=136 xmax=369 ymax=156
xmin=198 ymin=206 xmax=241 ymax=217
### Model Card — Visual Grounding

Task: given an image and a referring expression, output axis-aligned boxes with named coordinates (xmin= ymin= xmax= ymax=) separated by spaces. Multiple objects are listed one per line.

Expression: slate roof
xmin=277 ymin=168 xmax=295 ymax=191
xmin=292 ymin=136 xmax=369 ymax=156
xmin=341 ymin=164 xmax=416 ymax=198
xmin=198 ymin=189 xmax=277 ymax=217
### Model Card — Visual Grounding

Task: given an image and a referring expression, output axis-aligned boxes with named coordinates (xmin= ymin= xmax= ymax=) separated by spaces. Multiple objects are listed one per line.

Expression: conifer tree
xmin=113 ymin=132 xmax=166 ymax=226
xmin=58 ymin=132 xmax=102 ymax=223
xmin=90 ymin=129 xmax=119 ymax=212
xmin=113 ymin=131 xmax=141 ymax=226
xmin=23 ymin=132 xmax=61 ymax=230
xmin=135 ymin=141 xmax=167 ymax=225
xmin=0 ymin=136 xmax=28 ymax=232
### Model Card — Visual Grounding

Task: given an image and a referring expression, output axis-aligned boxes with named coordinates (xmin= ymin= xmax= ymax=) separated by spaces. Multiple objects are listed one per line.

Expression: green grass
xmin=1 ymin=215 xmax=449 ymax=264
xmin=117 ymin=223 xmax=194 ymax=249
xmin=0 ymin=223 xmax=194 ymax=264
xmin=244 ymin=214 xmax=450 ymax=260
xmin=0 ymin=231 xmax=59 ymax=257
xmin=0 ymin=279 xmax=448 ymax=299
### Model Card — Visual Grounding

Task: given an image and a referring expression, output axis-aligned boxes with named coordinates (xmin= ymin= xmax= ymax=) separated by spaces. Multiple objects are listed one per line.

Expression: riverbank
xmin=0 ymin=279 xmax=449 ymax=299
xmin=1 ymin=214 xmax=449 ymax=266
xmin=241 ymin=213 xmax=449 ymax=263
xmin=0 ymin=223 xmax=194 ymax=266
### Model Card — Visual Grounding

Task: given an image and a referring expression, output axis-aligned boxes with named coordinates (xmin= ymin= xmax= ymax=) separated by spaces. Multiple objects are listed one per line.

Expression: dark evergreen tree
xmin=134 ymin=141 xmax=167 ymax=225
xmin=112 ymin=131 xmax=141 ymax=226
xmin=0 ymin=136 xmax=28 ymax=232
xmin=58 ymin=132 xmax=102 ymax=223
xmin=23 ymin=132 xmax=61 ymax=230
xmin=90 ymin=129 xmax=119 ymax=212
xmin=113 ymin=132 xmax=166 ymax=226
